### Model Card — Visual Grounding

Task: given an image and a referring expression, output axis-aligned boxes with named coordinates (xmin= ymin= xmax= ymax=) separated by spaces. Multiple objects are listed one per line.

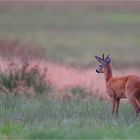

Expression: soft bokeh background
xmin=1 ymin=1 xmax=140 ymax=67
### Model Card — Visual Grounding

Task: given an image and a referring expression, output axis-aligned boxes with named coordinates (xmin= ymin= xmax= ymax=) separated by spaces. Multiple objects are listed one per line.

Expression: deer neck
xmin=104 ymin=64 xmax=113 ymax=83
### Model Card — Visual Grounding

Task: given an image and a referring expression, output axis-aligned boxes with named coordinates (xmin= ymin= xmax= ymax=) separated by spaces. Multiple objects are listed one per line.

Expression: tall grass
xmin=0 ymin=95 xmax=139 ymax=139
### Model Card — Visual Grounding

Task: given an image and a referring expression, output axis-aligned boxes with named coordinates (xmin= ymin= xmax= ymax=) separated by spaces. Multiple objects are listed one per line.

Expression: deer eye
xmin=99 ymin=64 xmax=103 ymax=68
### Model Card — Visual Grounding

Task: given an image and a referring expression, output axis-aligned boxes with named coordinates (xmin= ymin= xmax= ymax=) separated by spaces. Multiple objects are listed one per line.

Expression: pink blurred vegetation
xmin=0 ymin=39 xmax=139 ymax=100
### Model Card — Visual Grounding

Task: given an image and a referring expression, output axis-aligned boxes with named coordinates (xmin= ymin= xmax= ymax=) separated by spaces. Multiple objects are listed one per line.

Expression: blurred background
xmin=0 ymin=0 xmax=140 ymax=67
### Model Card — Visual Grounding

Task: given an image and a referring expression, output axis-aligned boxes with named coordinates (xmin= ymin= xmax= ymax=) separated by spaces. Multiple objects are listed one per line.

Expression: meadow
xmin=0 ymin=3 xmax=140 ymax=139
xmin=0 ymin=95 xmax=139 ymax=139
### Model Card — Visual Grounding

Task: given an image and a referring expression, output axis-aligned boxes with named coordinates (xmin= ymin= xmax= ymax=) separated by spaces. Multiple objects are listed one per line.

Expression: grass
xmin=0 ymin=95 xmax=139 ymax=139
xmin=0 ymin=7 xmax=140 ymax=66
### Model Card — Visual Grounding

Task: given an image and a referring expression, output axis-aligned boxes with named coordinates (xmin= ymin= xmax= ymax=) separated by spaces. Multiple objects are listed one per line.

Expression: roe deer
xmin=95 ymin=53 xmax=140 ymax=116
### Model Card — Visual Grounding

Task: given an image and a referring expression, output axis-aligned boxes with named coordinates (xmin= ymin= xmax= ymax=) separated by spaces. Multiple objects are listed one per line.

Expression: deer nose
xmin=96 ymin=69 xmax=100 ymax=73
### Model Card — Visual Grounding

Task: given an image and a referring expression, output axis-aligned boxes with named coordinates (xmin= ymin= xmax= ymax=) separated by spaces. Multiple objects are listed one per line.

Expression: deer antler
xmin=102 ymin=53 xmax=105 ymax=60
xmin=105 ymin=53 xmax=110 ymax=61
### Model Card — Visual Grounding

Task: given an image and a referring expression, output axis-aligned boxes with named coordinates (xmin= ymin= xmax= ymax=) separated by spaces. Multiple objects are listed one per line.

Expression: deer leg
xmin=115 ymin=99 xmax=120 ymax=117
xmin=111 ymin=98 xmax=116 ymax=116
xmin=135 ymin=98 xmax=140 ymax=115
xmin=128 ymin=97 xmax=140 ymax=116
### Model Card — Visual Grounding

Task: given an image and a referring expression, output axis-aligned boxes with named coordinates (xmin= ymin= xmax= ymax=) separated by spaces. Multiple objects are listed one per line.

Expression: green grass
xmin=0 ymin=7 xmax=140 ymax=66
xmin=0 ymin=95 xmax=139 ymax=139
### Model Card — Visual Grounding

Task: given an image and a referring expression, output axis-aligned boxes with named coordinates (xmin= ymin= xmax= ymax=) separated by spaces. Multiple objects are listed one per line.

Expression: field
xmin=0 ymin=95 xmax=139 ymax=139
xmin=0 ymin=2 xmax=140 ymax=139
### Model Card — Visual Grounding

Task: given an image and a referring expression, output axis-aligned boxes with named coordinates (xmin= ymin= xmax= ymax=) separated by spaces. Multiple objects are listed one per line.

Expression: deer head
xmin=95 ymin=53 xmax=111 ymax=73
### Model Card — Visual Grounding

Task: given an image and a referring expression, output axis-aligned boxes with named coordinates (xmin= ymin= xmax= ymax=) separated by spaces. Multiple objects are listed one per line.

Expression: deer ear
xmin=105 ymin=54 xmax=111 ymax=64
xmin=95 ymin=56 xmax=107 ymax=66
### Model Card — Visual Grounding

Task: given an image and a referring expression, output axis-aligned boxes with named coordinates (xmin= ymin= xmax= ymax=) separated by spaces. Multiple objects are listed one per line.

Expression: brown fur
xmin=104 ymin=64 xmax=140 ymax=116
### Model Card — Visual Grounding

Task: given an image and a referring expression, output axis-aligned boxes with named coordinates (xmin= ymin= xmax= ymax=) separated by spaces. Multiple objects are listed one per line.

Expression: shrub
xmin=0 ymin=58 xmax=51 ymax=96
